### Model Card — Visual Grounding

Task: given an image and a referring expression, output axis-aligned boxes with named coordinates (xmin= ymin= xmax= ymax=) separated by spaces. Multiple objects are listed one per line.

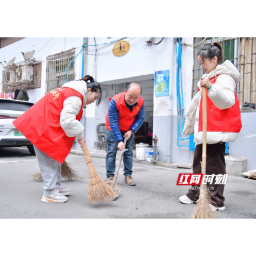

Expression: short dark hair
xmin=79 ymin=75 xmax=102 ymax=105
xmin=127 ymin=82 xmax=142 ymax=94
xmin=197 ymin=42 xmax=223 ymax=64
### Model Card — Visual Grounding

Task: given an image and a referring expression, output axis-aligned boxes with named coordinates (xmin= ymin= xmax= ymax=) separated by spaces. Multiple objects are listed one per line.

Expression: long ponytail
xmin=80 ymin=75 xmax=94 ymax=83
xmin=79 ymin=75 xmax=102 ymax=105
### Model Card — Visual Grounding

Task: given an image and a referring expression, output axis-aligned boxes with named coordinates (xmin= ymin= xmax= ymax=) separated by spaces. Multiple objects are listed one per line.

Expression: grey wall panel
xmin=229 ymin=112 xmax=256 ymax=170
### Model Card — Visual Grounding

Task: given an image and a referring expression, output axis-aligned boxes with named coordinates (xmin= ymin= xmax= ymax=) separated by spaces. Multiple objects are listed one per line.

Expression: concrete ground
xmin=0 ymin=146 xmax=256 ymax=219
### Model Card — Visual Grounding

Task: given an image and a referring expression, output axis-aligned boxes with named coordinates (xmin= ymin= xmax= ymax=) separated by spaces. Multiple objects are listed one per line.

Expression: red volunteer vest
xmin=198 ymin=75 xmax=242 ymax=133
xmin=13 ymin=87 xmax=83 ymax=163
xmin=105 ymin=92 xmax=143 ymax=132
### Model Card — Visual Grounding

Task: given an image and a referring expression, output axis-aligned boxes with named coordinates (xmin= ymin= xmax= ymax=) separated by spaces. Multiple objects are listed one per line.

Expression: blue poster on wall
xmin=154 ymin=70 xmax=170 ymax=97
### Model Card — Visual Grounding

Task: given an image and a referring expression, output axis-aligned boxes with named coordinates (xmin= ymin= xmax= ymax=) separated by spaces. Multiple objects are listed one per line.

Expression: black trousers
xmin=186 ymin=143 xmax=226 ymax=207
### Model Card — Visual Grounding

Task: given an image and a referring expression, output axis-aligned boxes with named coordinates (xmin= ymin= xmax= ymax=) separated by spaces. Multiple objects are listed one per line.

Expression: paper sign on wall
xmin=154 ymin=70 xmax=169 ymax=97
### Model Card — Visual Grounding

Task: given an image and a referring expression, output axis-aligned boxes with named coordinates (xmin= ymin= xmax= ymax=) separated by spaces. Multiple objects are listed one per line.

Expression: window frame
xmin=46 ymin=48 xmax=76 ymax=93
xmin=192 ymin=37 xmax=256 ymax=112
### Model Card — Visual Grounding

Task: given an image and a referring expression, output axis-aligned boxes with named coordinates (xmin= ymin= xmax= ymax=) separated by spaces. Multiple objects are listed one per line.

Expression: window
xmin=236 ymin=38 xmax=256 ymax=111
xmin=46 ymin=48 xmax=76 ymax=93
xmin=192 ymin=37 xmax=256 ymax=111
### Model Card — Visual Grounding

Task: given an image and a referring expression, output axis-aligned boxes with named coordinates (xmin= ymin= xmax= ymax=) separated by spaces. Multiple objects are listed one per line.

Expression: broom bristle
xmin=31 ymin=172 xmax=43 ymax=181
xmin=192 ymin=184 xmax=215 ymax=219
xmin=87 ymin=163 xmax=117 ymax=202
xmin=32 ymin=161 xmax=80 ymax=181
xmin=88 ymin=179 xmax=117 ymax=202
xmin=61 ymin=161 xmax=79 ymax=179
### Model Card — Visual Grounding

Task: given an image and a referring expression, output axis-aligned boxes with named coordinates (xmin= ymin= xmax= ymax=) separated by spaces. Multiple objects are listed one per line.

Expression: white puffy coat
xmin=183 ymin=60 xmax=241 ymax=145
xmin=59 ymin=80 xmax=88 ymax=140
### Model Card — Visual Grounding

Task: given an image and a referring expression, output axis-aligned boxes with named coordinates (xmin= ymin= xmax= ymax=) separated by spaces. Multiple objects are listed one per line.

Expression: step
xmin=225 ymin=155 xmax=247 ymax=177
xmin=70 ymin=150 xmax=248 ymax=176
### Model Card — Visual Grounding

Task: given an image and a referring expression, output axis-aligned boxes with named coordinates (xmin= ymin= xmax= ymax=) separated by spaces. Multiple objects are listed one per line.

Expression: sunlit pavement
xmin=1 ymin=147 xmax=256 ymax=219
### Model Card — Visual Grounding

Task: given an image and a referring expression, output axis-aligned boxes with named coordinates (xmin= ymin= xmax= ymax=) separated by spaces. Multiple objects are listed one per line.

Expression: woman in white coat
xmin=14 ymin=75 xmax=102 ymax=203
xmin=179 ymin=42 xmax=242 ymax=211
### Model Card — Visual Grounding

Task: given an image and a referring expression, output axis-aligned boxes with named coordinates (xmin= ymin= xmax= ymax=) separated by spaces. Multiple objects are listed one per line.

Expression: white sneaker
xmin=41 ymin=188 xmax=68 ymax=203
xmin=179 ymin=195 xmax=197 ymax=204
xmin=209 ymin=204 xmax=225 ymax=211
xmin=55 ymin=184 xmax=71 ymax=196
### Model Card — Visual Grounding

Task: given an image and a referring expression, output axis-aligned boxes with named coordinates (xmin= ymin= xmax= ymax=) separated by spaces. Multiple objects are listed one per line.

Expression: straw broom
xmin=82 ymin=142 xmax=117 ymax=202
xmin=192 ymin=87 xmax=214 ymax=219
xmin=32 ymin=160 xmax=79 ymax=181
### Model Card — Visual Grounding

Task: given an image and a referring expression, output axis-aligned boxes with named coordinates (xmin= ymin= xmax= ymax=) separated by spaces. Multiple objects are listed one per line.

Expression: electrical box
xmin=21 ymin=65 xmax=33 ymax=81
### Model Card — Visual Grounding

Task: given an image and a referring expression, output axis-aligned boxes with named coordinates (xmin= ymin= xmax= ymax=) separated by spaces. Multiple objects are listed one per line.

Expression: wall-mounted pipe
xmin=175 ymin=37 xmax=189 ymax=147
xmin=166 ymin=38 xmax=175 ymax=163
xmin=74 ymin=37 xmax=87 ymax=145
xmin=81 ymin=37 xmax=85 ymax=78
xmin=82 ymin=37 xmax=88 ymax=145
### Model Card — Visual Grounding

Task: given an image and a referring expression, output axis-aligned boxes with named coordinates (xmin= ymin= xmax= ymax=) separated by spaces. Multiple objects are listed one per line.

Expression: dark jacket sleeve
xmin=17 ymin=88 xmax=29 ymax=101
xmin=108 ymin=99 xmax=123 ymax=142
xmin=130 ymin=103 xmax=145 ymax=133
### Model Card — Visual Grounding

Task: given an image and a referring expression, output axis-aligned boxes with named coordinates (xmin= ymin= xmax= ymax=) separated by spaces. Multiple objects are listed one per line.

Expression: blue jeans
xmin=106 ymin=129 xmax=133 ymax=178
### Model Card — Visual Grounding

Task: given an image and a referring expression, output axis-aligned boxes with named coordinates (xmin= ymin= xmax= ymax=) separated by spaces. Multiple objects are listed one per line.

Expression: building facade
xmin=0 ymin=37 xmax=255 ymax=170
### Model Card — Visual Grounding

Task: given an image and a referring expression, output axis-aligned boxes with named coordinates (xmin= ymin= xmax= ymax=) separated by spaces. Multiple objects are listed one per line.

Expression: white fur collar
xmin=202 ymin=60 xmax=240 ymax=84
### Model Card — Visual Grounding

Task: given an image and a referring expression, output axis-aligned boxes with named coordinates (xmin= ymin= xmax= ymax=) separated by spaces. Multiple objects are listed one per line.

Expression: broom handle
xmin=202 ymin=87 xmax=207 ymax=175
xmin=82 ymin=143 xmax=100 ymax=178
xmin=111 ymin=136 xmax=128 ymax=189
xmin=82 ymin=142 xmax=92 ymax=163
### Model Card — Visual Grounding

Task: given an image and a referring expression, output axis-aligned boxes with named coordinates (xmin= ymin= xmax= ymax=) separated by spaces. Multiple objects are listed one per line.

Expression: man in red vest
xmin=105 ymin=83 xmax=145 ymax=186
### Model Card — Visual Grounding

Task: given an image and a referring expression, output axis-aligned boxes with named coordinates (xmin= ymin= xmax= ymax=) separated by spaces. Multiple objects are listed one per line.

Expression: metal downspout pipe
xmin=167 ymin=38 xmax=175 ymax=163
xmin=82 ymin=37 xmax=88 ymax=143
xmin=81 ymin=37 xmax=86 ymax=78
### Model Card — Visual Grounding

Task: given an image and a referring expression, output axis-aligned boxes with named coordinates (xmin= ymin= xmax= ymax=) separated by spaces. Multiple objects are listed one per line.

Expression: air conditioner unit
xmin=21 ymin=65 xmax=33 ymax=81
xmin=16 ymin=67 xmax=22 ymax=82
xmin=3 ymin=70 xmax=10 ymax=84
xmin=9 ymin=70 xmax=16 ymax=83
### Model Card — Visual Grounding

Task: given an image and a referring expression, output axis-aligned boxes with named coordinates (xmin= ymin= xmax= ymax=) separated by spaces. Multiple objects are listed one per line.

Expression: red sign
xmin=176 ymin=173 xmax=203 ymax=185
xmin=0 ymin=92 xmax=8 ymax=99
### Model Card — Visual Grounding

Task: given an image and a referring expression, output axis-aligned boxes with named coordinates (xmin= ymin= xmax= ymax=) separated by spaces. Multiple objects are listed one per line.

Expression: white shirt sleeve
xmin=60 ymin=96 xmax=84 ymax=140
xmin=207 ymin=74 xmax=236 ymax=110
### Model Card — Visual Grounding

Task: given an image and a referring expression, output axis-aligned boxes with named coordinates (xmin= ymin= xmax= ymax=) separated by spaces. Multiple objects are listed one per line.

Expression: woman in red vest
xmin=179 ymin=42 xmax=242 ymax=211
xmin=13 ymin=75 xmax=102 ymax=203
